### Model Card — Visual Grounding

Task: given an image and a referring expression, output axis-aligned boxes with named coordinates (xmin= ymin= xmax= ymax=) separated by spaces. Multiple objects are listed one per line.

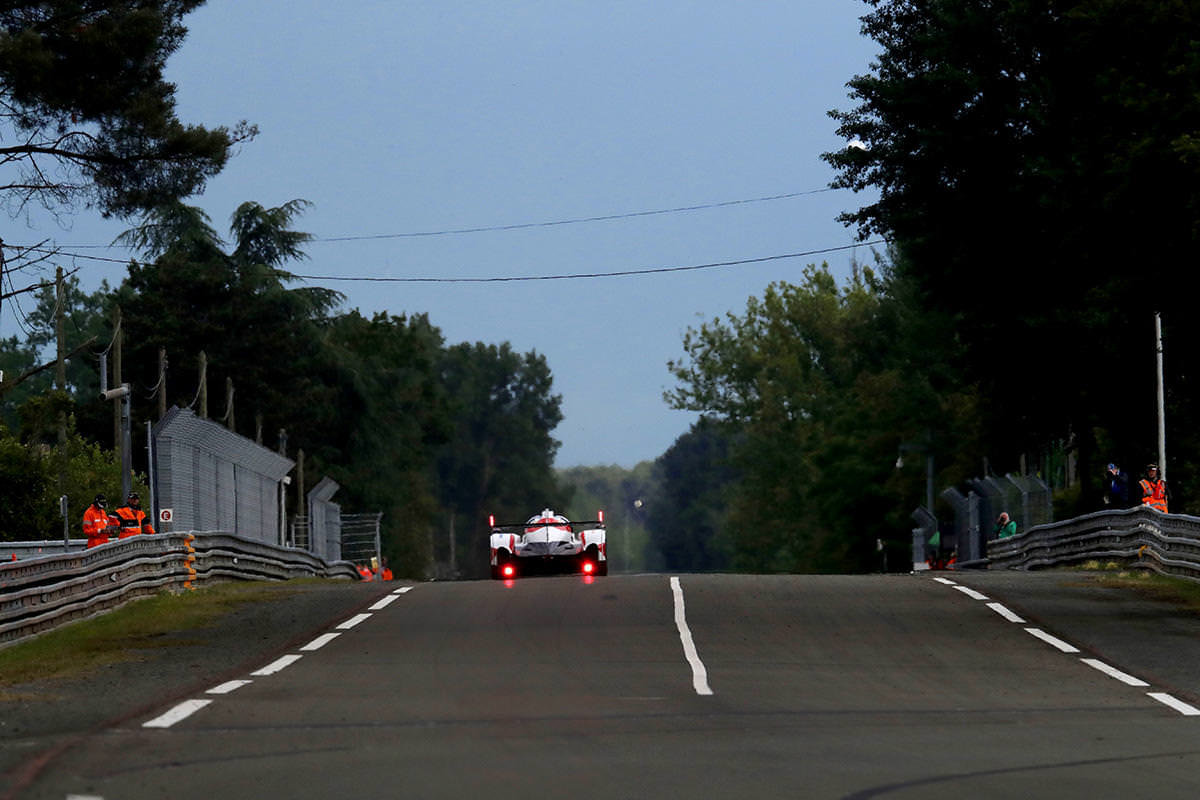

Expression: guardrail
xmin=0 ymin=532 xmax=361 ymax=647
xmin=983 ymin=506 xmax=1200 ymax=581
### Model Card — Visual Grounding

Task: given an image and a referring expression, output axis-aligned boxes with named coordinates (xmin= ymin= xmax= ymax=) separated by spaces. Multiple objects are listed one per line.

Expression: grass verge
xmin=0 ymin=581 xmax=312 ymax=688
xmin=1071 ymin=561 xmax=1200 ymax=614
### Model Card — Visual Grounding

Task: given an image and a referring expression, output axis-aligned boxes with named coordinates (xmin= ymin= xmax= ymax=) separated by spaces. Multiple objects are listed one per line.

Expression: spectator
xmin=1139 ymin=464 xmax=1170 ymax=513
xmin=993 ymin=512 xmax=1017 ymax=539
xmin=112 ymin=492 xmax=156 ymax=538
xmin=82 ymin=494 xmax=114 ymax=548
xmin=1104 ymin=463 xmax=1130 ymax=507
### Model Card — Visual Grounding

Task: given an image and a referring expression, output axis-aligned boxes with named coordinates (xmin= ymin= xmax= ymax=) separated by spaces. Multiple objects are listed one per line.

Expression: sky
xmin=3 ymin=1 xmax=881 ymax=468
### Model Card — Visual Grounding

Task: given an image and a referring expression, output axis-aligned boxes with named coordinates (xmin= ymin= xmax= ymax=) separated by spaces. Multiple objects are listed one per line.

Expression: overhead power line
xmin=10 ymin=239 xmax=888 ymax=283
xmin=314 ymin=188 xmax=838 ymax=242
xmin=35 ymin=186 xmax=842 ymax=252
xmin=293 ymin=241 xmax=889 ymax=284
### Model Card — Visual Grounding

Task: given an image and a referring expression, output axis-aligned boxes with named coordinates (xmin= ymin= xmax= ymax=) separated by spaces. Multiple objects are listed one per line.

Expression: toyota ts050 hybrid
xmin=489 ymin=509 xmax=608 ymax=579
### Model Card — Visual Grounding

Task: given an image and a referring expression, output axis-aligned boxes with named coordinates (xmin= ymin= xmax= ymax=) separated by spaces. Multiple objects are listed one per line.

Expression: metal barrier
xmin=982 ymin=506 xmax=1200 ymax=581
xmin=0 ymin=532 xmax=360 ymax=648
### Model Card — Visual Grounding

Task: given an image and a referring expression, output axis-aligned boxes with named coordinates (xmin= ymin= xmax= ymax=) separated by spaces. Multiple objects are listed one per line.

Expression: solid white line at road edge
xmin=142 ymin=699 xmax=213 ymax=729
xmin=670 ymin=576 xmax=713 ymax=696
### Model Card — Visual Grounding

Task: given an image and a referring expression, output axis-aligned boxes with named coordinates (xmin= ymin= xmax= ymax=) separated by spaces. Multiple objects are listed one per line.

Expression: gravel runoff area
xmin=0 ymin=578 xmax=398 ymax=789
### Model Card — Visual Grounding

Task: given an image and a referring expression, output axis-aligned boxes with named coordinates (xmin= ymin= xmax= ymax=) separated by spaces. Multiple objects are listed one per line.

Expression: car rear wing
xmin=487 ymin=515 xmax=606 ymax=534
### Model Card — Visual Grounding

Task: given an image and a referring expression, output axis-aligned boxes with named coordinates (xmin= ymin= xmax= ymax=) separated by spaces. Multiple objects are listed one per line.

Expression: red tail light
xmin=489 ymin=514 xmax=495 ymax=528
xmin=502 ymin=564 xmax=515 ymax=577
xmin=598 ymin=510 xmax=604 ymax=523
xmin=582 ymin=561 xmax=595 ymax=574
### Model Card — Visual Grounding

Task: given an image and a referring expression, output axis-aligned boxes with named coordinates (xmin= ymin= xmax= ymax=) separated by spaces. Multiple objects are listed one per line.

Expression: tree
xmin=667 ymin=263 xmax=980 ymax=572
xmin=823 ymin=0 xmax=1200 ymax=507
xmin=559 ymin=461 xmax=658 ymax=573
xmin=436 ymin=342 xmax=566 ymax=578
xmin=1 ymin=2 xmax=255 ymax=320
xmin=0 ymin=2 xmax=255 ymax=218
xmin=647 ymin=418 xmax=735 ymax=572
xmin=0 ymin=274 xmax=109 ymax=441
xmin=319 ymin=310 xmax=448 ymax=579
xmin=113 ymin=200 xmax=343 ymax=443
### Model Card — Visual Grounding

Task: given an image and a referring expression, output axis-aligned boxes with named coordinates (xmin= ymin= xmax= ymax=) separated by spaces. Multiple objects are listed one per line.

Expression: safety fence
xmin=973 ymin=506 xmax=1200 ymax=582
xmin=0 ymin=532 xmax=360 ymax=648
xmin=912 ymin=471 xmax=1054 ymax=569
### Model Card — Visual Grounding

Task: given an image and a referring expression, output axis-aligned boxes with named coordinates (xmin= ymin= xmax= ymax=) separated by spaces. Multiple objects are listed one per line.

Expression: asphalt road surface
xmin=11 ymin=571 xmax=1200 ymax=799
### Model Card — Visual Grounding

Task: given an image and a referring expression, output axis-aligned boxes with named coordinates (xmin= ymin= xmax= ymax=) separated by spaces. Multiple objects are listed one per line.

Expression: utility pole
xmin=1156 ymin=312 xmax=1167 ymax=481
xmin=198 ymin=350 xmax=208 ymax=419
xmin=224 ymin=376 xmax=235 ymax=431
xmin=112 ymin=304 xmax=122 ymax=449
xmin=55 ymin=267 xmax=67 ymax=495
xmin=157 ymin=347 xmax=167 ymax=420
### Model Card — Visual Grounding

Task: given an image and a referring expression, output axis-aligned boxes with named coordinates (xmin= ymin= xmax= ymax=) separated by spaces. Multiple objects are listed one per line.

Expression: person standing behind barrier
xmin=1104 ymin=463 xmax=1130 ymax=507
xmin=82 ymin=494 xmax=114 ymax=548
xmin=113 ymin=492 xmax=156 ymax=538
xmin=1139 ymin=464 xmax=1170 ymax=513
xmin=993 ymin=512 xmax=1017 ymax=539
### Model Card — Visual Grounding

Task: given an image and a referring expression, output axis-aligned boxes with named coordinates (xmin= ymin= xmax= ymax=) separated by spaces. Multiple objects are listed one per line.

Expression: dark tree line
xmin=1 ymin=200 xmax=568 ymax=578
xmin=658 ymin=0 xmax=1200 ymax=572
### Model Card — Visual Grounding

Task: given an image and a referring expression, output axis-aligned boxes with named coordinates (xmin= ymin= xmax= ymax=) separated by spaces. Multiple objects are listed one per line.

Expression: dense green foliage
xmin=1 ymin=201 xmax=567 ymax=578
xmin=558 ymin=462 xmax=658 ymax=573
xmin=824 ymin=0 xmax=1200 ymax=508
xmin=666 ymin=264 xmax=981 ymax=571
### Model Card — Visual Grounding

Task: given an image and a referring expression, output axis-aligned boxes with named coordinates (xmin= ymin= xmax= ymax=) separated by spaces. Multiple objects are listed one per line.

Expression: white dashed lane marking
xmin=207 ymin=679 xmax=252 ymax=695
xmin=986 ymin=602 xmax=1026 ymax=623
xmin=142 ymin=699 xmax=213 ymax=729
xmin=251 ymin=654 xmax=303 ymax=676
xmin=300 ymin=632 xmax=342 ymax=651
xmin=336 ymin=613 xmax=372 ymax=630
xmin=1080 ymin=658 xmax=1150 ymax=687
xmin=1024 ymin=628 xmax=1080 ymax=653
xmin=932 ymin=577 xmax=1200 ymax=716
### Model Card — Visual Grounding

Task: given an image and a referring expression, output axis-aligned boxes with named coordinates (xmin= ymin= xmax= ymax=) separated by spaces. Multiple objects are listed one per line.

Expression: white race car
xmin=489 ymin=509 xmax=608 ymax=579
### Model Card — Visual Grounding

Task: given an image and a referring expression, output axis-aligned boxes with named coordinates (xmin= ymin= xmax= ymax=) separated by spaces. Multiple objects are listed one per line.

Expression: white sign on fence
xmin=159 ymin=508 xmax=174 ymax=524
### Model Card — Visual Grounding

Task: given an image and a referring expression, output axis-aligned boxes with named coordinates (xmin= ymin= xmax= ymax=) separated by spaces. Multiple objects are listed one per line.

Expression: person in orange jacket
xmin=82 ymin=494 xmax=115 ymax=548
xmin=113 ymin=492 xmax=156 ymax=538
xmin=1139 ymin=464 xmax=1170 ymax=513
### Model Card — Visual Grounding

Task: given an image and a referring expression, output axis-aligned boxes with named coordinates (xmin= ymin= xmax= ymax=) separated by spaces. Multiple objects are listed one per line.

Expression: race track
xmin=18 ymin=573 xmax=1200 ymax=799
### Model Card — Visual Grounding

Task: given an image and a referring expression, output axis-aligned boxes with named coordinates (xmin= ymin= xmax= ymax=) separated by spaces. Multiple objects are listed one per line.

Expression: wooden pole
xmin=55 ymin=267 xmax=67 ymax=495
xmin=225 ymin=376 xmax=235 ymax=431
xmin=112 ymin=304 xmax=122 ymax=449
xmin=198 ymin=351 xmax=208 ymax=419
xmin=158 ymin=347 xmax=167 ymax=420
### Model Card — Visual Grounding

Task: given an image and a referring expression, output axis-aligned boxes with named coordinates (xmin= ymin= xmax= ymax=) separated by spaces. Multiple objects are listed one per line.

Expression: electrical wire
xmin=54 ymin=188 xmax=842 ymax=250
xmin=291 ymin=241 xmax=889 ymax=284
xmin=8 ymin=239 xmax=887 ymax=283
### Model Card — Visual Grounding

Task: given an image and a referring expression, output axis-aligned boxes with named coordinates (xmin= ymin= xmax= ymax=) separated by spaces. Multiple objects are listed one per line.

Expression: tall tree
xmin=647 ymin=418 xmax=735 ymax=572
xmin=113 ymin=200 xmax=342 ymax=443
xmin=319 ymin=310 xmax=448 ymax=579
xmin=0 ymin=2 xmax=254 ymax=218
xmin=437 ymin=342 xmax=566 ymax=578
xmin=667 ymin=263 xmax=980 ymax=572
xmin=824 ymin=0 xmax=1200 ymax=506
xmin=0 ymin=2 xmax=255 ymax=316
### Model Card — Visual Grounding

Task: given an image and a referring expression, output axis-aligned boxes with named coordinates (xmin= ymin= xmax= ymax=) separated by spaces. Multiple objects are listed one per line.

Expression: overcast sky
xmin=3 ymin=1 xmax=880 ymax=468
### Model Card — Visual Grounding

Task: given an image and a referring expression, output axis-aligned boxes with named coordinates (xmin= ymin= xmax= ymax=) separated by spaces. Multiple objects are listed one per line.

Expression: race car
xmin=489 ymin=509 xmax=608 ymax=579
